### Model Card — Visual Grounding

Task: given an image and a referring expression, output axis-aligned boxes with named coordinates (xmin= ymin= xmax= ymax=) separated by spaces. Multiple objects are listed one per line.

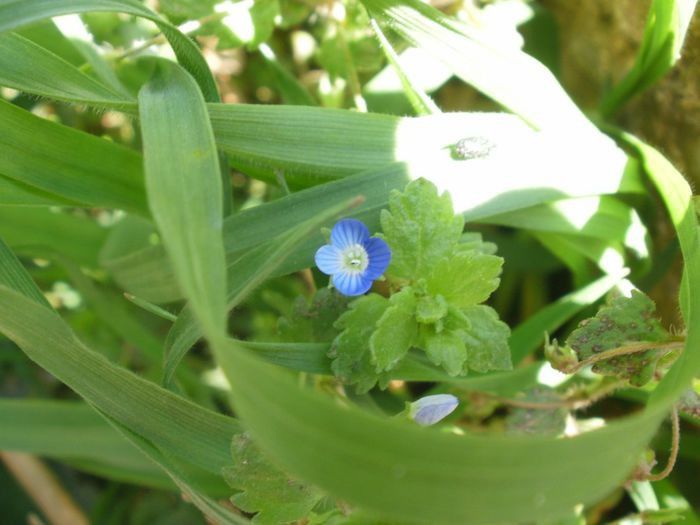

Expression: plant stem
xmin=495 ymin=379 xmax=625 ymax=411
xmin=0 ymin=452 xmax=89 ymax=525
xmin=274 ymin=168 xmax=317 ymax=294
xmin=112 ymin=12 xmax=226 ymax=63
xmin=569 ymin=341 xmax=684 ymax=374
xmin=647 ymin=407 xmax=680 ymax=482
xmin=336 ymin=19 xmax=367 ymax=112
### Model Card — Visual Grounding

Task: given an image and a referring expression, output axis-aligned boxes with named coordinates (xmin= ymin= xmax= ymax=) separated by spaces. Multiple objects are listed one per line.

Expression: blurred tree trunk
xmin=541 ymin=0 xmax=700 ymax=187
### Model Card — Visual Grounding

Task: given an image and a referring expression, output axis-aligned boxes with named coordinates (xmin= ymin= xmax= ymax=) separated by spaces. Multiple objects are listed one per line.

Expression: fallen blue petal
xmin=411 ymin=394 xmax=459 ymax=426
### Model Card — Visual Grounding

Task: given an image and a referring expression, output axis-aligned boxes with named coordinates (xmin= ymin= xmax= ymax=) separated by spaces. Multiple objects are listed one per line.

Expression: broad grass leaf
xmin=0 ymin=207 xmax=107 ymax=268
xmin=0 ymin=399 xmax=174 ymax=490
xmin=0 ymin=238 xmax=240 ymax=476
xmin=139 ymin=62 xmax=227 ymax=338
xmin=214 ymin=337 xmax=663 ymax=524
xmin=0 ymin=99 xmax=147 ymax=215
xmin=0 ymin=0 xmax=220 ymax=102
xmin=360 ymin=0 xmax=592 ymax=132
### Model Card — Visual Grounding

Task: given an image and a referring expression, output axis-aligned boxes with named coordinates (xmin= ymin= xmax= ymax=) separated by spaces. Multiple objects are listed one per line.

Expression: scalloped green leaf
xmin=277 ymin=288 xmax=349 ymax=343
xmin=224 ymin=433 xmax=324 ymax=524
xmin=380 ymin=178 xmax=463 ymax=281
xmin=422 ymin=327 xmax=466 ymax=376
xmin=330 ymin=293 xmax=389 ymax=393
xmin=426 ymin=252 xmax=503 ymax=308
xmin=463 ymin=305 xmax=512 ymax=374
xmin=566 ymin=290 xmax=670 ymax=386
xmin=370 ymin=287 xmax=419 ymax=371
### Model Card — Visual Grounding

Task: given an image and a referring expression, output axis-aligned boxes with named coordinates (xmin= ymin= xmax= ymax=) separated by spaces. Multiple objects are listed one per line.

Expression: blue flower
xmin=411 ymin=394 xmax=459 ymax=426
xmin=314 ymin=219 xmax=391 ymax=296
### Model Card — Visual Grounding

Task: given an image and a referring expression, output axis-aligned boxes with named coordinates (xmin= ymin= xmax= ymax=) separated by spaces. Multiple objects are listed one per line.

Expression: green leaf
xmin=102 ymin=413 xmax=247 ymax=524
xmin=422 ymin=327 xmax=466 ymax=376
xmin=214 ymin=0 xmax=279 ymax=50
xmin=213 ymin=337 xmax=665 ymax=524
xmin=0 ymin=99 xmax=147 ymax=215
xmin=0 ymin=399 xmax=173 ymax=490
xmin=223 ymin=433 xmax=324 ymax=524
xmin=462 ymin=305 xmax=512 ymax=374
xmin=0 ymin=32 xmax=129 ymax=107
xmin=169 ymin=128 xmax=700 ymax=524
xmin=258 ymin=43 xmax=316 ymax=106
xmin=138 ymin=62 xmax=227 ymax=338
xmin=426 ymin=252 xmax=503 ymax=308
xmin=0 ymin=0 xmax=221 ymax=102
xmin=0 ymin=173 xmax=75 ymax=207
xmin=367 ymin=17 xmax=440 ymax=116
xmin=380 ymin=178 xmax=463 ymax=281
xmin=0 ymin=40 xmax=637 ymax=213
xmin=614 ymin=134 xmax=700 ymax=402
xmin=370 ymin=287 xmax=418 ymax=371
xmin=158 ymin=0 xmax=216 ymax=21
xmin=483 ymin=195 xmax=650 ymax=260
xmin=330 ymin=293 xmax=389 ymax=393
xmin=600 ymin=0 xmax=698 ymax=116
xmin=0 ymin=207 xmax=107 ymax=268
xmin=566 ymin=290 xmax=670 ymax=385
xmin=161 ymin=197 xmax=361 ymax=388
xmin=414 ymin=293 xmax=448 ymax=324
xmin=361 ymin=0 xmax=593 ymax=131
xmin=0 ymin=237 xmax=240 ymax=478
xmin=277 ymin=288 xmax=349 ymax=343
xmin=235 ymin=340 xmax=331 ymax=375
xmin=505 ymin=387 xmax=568 ymax=437
xmin=16 ymin=19 xmax=85 ymax=65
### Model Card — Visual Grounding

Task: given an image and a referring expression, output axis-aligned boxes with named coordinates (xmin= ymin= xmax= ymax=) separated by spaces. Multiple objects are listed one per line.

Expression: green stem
xmin=569 ymin=340 xmax=684 ymax=374
xmin=646 ymin=407 xmax=680 ymax=482
xmin=495 ymin=379 xmax=625 ymax=411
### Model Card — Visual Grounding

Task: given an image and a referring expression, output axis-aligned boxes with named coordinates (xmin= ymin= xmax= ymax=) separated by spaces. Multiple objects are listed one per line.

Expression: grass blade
xmin=0 ymin=0 xmax=219 ymax=102
xmin=600 ymin=0 xmax=698 ymax=116
xmin=138 ymin=62 xmax=227 ymax=338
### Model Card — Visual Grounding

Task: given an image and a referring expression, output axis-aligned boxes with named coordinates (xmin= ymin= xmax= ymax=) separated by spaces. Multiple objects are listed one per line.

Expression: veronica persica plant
xmin=314 ymin=219 xmax=391 ymax=296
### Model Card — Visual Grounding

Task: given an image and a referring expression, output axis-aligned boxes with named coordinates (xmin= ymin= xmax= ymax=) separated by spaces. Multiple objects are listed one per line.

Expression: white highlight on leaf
xmin=53 ymin=15 xmax=93 ymax=43
xmin=536 ymin=362 xmax=568 ymax=388
xmin=216 ymin=0 xmax=256 ymax=44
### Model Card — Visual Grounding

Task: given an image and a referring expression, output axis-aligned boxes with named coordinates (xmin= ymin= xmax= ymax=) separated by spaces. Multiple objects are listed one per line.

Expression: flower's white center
xmin=340 ymin=244 xmax=369 ymax=274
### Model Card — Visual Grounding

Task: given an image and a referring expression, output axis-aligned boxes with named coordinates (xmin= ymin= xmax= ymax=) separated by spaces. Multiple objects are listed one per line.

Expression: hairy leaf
xmin=330 ymin=293 xmax=389 ymax=393
xmin=370 ymin=287 xmax=419 ymax=371
xmin=567 ymin=290 xmax=670 ymax=385
xmin=426 ymin=252 xmax=503 ymax=308
xmin=224 ymin=433 xmax=323 ymax=524
xmin=277 ymin=288 xmax=349 ymax=343
xmin=415 ymin=293 xmax=448 ymax=325
xmin=462 ymin=305 xmax=512 ymax=374
xmin=422 ymin=327 xmax=466 ymax=376
xmin=380 ymin=178 xmax=463 ymax=281
xmin=506 ymin=387 xmax=568 ymax=437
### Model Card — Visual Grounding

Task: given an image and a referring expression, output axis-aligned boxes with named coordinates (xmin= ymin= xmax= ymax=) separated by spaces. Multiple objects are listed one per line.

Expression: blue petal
xmin=411 ymin=394 xmax=459 ymax=426
xmin=363 ymin=237 xmax=392 ymax=280
xmin=331 ymin=219 xmax=370 ymax=249
xmin=314 ymin=244 xmax=342 ymax=276
xmin=332 ymin=272 xmax=373 ymax=296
